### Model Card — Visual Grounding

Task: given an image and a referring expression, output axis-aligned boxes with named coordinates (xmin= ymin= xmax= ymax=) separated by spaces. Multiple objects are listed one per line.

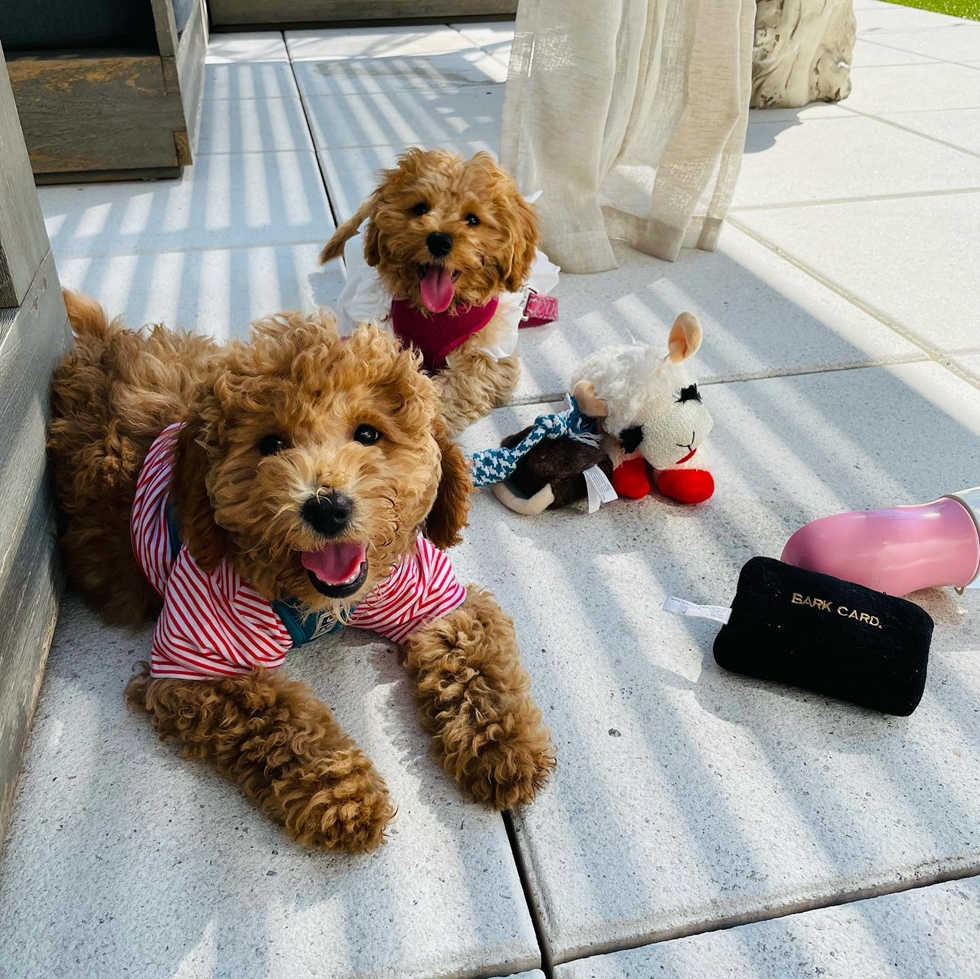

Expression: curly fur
xmin=126 ymin=666 xmax=395 ymax=852
xmin=404 ymin=587 xmax=555 ymax=809
xmin=320 ymin=148 xmax=540 ymax=435
xmin=48 ymin=292 xmax=554 ymax=851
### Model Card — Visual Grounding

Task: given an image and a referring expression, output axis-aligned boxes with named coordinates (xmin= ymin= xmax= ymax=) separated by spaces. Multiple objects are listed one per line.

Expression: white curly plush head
xmin=570 ymin=312 xmax=713 ymax=471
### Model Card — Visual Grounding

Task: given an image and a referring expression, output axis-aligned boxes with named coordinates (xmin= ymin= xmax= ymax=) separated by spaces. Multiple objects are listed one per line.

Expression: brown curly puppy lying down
xmin=48 ymin=292 xmax=555 ymax=853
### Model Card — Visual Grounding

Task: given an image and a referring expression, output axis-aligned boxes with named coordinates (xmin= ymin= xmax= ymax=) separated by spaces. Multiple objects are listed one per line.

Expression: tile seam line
xmin=504 ymin=356 xmax=932 ymax=411
xmin=503 ymin=811 xmax=554 ymax=978
xmin=729 ymin=185 xmax=980 ymax=213
xmin=727 ymin=214 xmax=978 ymax=367
xmin=854 ymin=35 xmax=980 ymax=65
xmin=549 ymin=857 xmax=980 ymax=968
xmin=286 ymin=36 xmax=342 ymax=231
xmin=746 ymin=104 xmax=980 ymax=162
xmin=835 ymin=106 xmax=980 ymax=161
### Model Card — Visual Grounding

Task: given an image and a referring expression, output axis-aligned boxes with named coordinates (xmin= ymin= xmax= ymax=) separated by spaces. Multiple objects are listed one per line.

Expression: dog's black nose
xmin=302 ymin=492 xmax=353 ymax=537
xmin=426 ymin=232 xmax=453 ymax=258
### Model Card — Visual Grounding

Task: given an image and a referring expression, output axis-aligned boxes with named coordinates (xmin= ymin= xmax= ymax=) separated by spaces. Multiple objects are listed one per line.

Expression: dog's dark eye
xmin=258 ymin=434 xmax=289 ymax=456
xmin=411 ymin=202 xmax=430 ymax=216
xmin=464 ymin=213 xmax=480 ymax=226
xmin=677 ymin=384 xmax=701 ymax=404
xmin=353 ymin=424 xmax=381 ymax=446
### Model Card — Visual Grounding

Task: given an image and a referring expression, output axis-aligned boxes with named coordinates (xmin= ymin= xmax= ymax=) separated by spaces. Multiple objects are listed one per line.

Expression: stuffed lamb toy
xmin=469 ymin=312 xmax=714 ymax=513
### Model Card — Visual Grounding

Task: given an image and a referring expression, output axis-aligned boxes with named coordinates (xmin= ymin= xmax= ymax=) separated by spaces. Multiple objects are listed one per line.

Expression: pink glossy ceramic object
xmin=781 ymin=490 xmax=980 ymax=597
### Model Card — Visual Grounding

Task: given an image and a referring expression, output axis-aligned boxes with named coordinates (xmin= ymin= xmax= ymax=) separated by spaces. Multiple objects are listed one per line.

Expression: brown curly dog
xmin=319 ymin=148 xmax=543 ymax=436
xmin=48 ymin=292 xmax=555 ymax=853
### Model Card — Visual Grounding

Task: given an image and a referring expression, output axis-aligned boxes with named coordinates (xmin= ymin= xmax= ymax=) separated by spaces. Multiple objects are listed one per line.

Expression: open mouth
xmin=301 ymin=541 xmax=368 ymax=599
xmin=418 ymin=263 xmax=461 ymax=313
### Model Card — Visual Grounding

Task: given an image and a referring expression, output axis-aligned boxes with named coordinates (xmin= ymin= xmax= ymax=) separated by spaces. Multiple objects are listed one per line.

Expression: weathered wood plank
xmin=151 ymin=0 xmax=181 ymax=61
xmin=7 ymin=51 xmax=186 ymax=176
xmin=175 ymin=0 xmax=208 ymax=161
xmin=0 ymin=43 xmax=49 ymax=309
xmin=0 ymin=250 xmax=71 ymax=846
xmin=210 ymin=0 xmax=517 ymax=26
xmin=34 ymin=165 xmax=182 ymax=185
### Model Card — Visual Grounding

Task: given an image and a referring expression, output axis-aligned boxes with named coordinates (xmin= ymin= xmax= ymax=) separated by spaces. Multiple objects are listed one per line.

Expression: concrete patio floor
xmin=3 ymin=1 xmax=980 ymax=976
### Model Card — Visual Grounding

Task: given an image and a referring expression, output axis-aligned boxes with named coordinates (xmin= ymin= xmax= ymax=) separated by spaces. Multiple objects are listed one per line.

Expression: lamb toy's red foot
xmin=611 ymin=457 xmax=651 ymax=499
xmin=612 ymin=457 xmax=714 ymax=504
xmin=657 ymin=467 xmax=714 ymax=504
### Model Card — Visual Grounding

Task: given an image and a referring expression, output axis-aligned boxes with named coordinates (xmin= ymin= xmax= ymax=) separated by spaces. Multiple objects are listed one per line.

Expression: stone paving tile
xmin=453 ymin=361 xmax=980 ymax=965
xmin=856 ymin=4 xmax=969 ymax=34
xmin=196 ymin=96 xmax=315 ymax=155
xmin=554 ymin=877 xmax=980 ymax=978
xmin=451 ymin=21 xmax=514 ymax=64
xmin=0 ymin=600 xmax=540 ymax=979
xmin=204 ymin=62 xmax=300 ymax=100
xmin=38 ymin=149 xmax=333 ymax=258
xmin=747 ymin=105 xmax=856 ymax=124
xmin=733 ymin=192 xmax=980 ymax=356
xmin=850 ymin=37 xmax=939 ymax=66
xmin=304 ymin=86 xmax=502 ymax=149
xmin=877 ymin=107 xmax=980 ymax=156
xmin=944 ymin=353 xmax=980 ymax=387
xmin=855 ymin=24 xmax=980 ymax=63
xmin=844 ymin=63 xmax=980 ymax=114
xmin=509 ymin=227 xmax=923 ymax=403
xmin=735 ymin=115 xmax=980 ymax=207
xmin=54 ymin=243 xmax=344 ymax=341
xmin=286 ymin=26 xmax=475 ymax=62
xmin=292 ymin=52 xmax=508 ymax=98
xmin=205 ymin=31 xmax=289 ymax=63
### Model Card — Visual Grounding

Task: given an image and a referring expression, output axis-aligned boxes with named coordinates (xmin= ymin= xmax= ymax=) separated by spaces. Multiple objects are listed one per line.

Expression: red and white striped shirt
xmin=131 ymin=423 xmax=466 ymax=680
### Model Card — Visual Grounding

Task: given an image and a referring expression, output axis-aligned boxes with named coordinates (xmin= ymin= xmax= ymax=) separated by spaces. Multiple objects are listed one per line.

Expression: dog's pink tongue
xmin=301 ymin=542 xmax=366 ymax=585
xmin=420 ymin=265 xmax=454 ymax=313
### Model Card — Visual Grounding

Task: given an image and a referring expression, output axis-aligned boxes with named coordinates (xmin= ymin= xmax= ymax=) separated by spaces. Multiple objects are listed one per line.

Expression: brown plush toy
xmin=494 ymin=424 xmax=613 ymax=513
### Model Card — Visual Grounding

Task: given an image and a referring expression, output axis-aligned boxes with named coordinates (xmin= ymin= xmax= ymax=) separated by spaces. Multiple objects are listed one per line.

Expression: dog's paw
xmin=279 ymin=749 xmax=395 ymax=853
xmin=455 ymin=721 xmax=556 ymax=811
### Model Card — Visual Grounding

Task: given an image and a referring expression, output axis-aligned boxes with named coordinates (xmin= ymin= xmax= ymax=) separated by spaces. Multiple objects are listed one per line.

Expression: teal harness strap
xmin=468 ymin=396 xmax=600 ymax=489
xmin=271 ymin=599 xmax=348 ymax=647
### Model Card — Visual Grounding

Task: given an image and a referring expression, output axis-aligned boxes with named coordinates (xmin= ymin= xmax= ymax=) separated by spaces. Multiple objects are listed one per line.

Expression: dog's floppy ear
xmin=361 ymin=213 xmax=381 ymax=268
xmin=319 ymin=193 xmax=379 ymax=266
xmin=171 ymin=409 xmax=229 ymax=572
xmin=424 ymin=415 xmax=471 ymax=550
xmin=502 ymin=193 xmax=540 ymax=293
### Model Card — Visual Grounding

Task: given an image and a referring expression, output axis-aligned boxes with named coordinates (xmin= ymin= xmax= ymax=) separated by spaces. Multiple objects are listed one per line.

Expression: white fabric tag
xmin=662 ymin=596 xmax=731 ymax=624
xmin=583 ymin=465 xmax=618 ymax=513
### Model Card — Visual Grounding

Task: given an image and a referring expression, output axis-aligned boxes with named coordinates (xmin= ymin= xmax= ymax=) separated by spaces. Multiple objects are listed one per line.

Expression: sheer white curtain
xmin=500 ymin=0 xmax=756 ymax=272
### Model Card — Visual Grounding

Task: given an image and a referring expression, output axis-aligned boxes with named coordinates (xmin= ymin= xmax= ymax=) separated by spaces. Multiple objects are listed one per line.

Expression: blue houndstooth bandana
xmin=468 ymin=396 xmax=600 ymax=489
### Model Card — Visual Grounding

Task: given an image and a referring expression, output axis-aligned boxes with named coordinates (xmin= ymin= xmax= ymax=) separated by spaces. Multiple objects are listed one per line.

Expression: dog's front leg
xmin=126 ymin=667 xmax=394 ymax=852
xmin=433 ymin=343 xmax=520 ymax=437
xmin=403 ymin=586 xmax=555 ymax=809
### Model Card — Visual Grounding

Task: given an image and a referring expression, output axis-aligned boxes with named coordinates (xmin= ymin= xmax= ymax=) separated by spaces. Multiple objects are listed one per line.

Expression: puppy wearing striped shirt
xmin=48 ymin=293 xmax=554 ymax=853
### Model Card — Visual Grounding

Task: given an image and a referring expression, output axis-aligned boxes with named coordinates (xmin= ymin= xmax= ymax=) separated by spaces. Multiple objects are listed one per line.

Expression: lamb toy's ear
xmin=666 ymin=312 xmax=702 ymax=364
xmin=572 ymin=379 xmax=609 ymax=418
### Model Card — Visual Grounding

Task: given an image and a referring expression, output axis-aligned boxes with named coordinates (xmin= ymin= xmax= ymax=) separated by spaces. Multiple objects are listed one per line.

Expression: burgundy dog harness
xmin=390 ymin=292 xmax=559 ymax=373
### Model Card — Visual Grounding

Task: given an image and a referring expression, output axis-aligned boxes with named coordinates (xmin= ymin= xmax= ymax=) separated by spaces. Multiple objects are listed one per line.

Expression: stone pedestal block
xmin=752 ymin=0 xmax=856 ymax=108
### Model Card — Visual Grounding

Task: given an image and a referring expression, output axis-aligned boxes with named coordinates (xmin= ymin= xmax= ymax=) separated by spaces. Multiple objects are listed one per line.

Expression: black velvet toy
xmin=713 ymin=557 xmax=934 ymax=716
